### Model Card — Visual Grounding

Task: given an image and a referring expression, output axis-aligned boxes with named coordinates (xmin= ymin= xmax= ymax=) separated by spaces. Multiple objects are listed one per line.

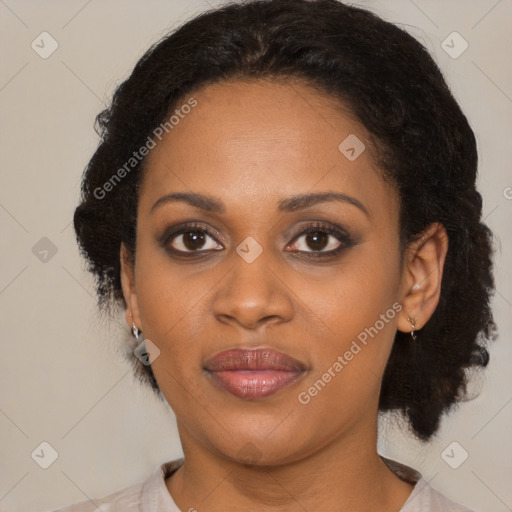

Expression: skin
xmin=120 ymin=78 xmax=448 ymax=512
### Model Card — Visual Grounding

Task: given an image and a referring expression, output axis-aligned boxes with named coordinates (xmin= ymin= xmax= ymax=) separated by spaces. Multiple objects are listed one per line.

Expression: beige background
xmin=0 ymin=1 xmax=511 ymax=511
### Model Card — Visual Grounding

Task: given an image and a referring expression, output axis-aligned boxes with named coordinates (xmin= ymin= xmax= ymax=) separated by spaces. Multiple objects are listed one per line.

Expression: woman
xmin=57 ymin=0 xmax=496 ymax=510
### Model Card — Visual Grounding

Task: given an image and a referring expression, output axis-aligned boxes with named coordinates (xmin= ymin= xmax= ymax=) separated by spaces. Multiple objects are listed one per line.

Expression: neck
xmin=166 ymin=419 xmax=414 ymax=512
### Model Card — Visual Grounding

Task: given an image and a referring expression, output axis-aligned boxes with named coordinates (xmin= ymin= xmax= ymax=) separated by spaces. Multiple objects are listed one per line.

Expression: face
xmin=122 ymin=78 xmax=409 ymax=465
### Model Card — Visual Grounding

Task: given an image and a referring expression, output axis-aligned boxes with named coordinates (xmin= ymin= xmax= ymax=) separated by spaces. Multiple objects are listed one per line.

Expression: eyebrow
xmin=150 ymin=191 xmax=369 ymax=217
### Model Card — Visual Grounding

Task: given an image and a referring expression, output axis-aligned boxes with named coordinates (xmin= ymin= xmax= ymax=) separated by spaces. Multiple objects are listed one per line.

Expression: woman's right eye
xmin=165 ymin=227 xmax=224 ymax=253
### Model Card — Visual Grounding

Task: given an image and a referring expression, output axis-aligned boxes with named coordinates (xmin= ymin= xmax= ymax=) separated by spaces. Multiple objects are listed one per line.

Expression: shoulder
xmin=48 ymin=480 xmax=143 ymax=512
xmin=46 ymin=459 xmax=183 ymax=512
xmin=380 ymin=456 xmax=474 ymax=512
xmin=401 ymin=477 xmax=475 ymax=512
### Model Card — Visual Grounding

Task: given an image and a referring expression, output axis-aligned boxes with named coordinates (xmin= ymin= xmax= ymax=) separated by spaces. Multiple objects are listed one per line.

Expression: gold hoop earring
xmin=408 ymin=316 xmax=417 ymax=341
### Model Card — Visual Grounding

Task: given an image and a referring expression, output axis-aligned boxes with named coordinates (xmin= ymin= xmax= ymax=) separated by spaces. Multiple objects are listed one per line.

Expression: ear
xmin=120 ymin=243 xmax=141 ymax=330
xmin=397 ymin=222 xmax=449 ymax=335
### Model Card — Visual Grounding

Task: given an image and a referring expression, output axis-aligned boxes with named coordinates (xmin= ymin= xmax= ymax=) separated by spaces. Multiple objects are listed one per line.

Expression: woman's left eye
xmin=287 ymin=225 xmax=349 ymax=256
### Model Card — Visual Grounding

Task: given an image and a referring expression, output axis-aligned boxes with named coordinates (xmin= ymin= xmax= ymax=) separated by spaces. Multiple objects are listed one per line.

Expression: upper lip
xmin=204 ymin=348 xmax=307 ymax=372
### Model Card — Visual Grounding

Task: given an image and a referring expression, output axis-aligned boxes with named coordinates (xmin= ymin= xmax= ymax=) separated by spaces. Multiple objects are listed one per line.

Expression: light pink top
xmin=49 ymin=457 xmax=473 ymax=511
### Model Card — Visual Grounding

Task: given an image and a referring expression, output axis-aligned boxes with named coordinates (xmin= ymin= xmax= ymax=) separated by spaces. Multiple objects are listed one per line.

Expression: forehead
xmin=139 ymin=78 xmax=396 ymax=217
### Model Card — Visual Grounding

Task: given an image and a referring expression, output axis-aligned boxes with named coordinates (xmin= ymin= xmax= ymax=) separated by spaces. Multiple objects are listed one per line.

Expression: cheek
xmin=132 ymin=240 xmax=209 ymax=359
xmin=133 ymin=254 xmax=211 ymax=410
xmin=316 ymin=244 xmax=401 ymax=337
xmin=299 ymin=241 xmax=402 ymax=405
xmin=133 ymin=221 xmax=213 ymax=322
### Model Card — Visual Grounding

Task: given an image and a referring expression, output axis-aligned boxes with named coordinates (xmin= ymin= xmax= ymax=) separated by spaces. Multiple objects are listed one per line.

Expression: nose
xmin=211 ymin=248 xmax=294 ymax=330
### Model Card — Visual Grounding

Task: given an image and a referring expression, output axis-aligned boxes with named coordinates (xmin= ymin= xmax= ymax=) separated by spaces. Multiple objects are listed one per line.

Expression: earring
xmin=129 ymin=312 xmax=141 ymax=341
xmin=408 ymin=316 xmax=417 ymax=341
xmin=132 ymin=322 xmax=141 ymax=340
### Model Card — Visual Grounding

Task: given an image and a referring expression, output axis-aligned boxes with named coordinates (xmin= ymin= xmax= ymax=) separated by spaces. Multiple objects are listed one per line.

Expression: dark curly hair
xmin=73 ymin=0 xmax=497 ymax=440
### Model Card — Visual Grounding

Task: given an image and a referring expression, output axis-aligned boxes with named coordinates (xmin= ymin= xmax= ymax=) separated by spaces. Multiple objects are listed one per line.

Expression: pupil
xmin=307 ymin=232 xmax=328 ymax=251
xmin=184 ymin=230 xmax=205 ymax=250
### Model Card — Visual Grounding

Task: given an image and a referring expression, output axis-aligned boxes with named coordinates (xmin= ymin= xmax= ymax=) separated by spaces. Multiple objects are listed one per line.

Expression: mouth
xmin=204 ymin=348 xmax=307 ymax=400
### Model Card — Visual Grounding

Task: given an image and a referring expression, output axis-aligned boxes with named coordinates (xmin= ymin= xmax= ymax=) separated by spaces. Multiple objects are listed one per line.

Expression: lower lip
xmin=207 ymin=370 xmax=303 ymax=399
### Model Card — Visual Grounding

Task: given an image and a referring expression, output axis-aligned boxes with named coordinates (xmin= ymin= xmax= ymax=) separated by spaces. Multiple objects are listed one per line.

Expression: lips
xmin=204 ymin=348 xmax=306 ymax=399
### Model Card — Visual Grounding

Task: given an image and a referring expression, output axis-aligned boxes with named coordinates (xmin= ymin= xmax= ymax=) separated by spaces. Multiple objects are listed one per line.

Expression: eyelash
xmin=159 ymin=221 xmax=354 ymax=260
